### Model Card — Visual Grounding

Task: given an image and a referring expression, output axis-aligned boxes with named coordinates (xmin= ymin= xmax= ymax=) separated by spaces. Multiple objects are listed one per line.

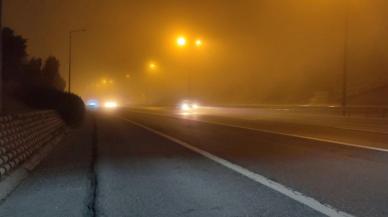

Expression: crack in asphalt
xmin=87 ymin=117 xmax=99 ymax=217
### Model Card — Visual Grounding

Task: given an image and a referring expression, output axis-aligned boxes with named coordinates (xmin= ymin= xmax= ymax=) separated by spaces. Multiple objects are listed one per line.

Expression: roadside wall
xmin=0 ymin=111 xmax=65 ymax=179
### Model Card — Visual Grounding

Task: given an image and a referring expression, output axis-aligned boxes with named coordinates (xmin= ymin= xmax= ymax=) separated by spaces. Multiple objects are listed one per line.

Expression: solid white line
xmin=190 ymin=119 xmax=388 ymax=153
xmin=120 ymin=117 xmax=357 ymax=217
xmin=126 ymin=109 xmax=388 ymax=153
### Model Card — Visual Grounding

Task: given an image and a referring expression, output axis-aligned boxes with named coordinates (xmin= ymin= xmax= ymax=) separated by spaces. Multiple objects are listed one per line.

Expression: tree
xmin=2 ymin=27 xmax=84 ymax=126
xmin=2 ymin=27 xmax=27 ymax=81
xmin=2 ymin=28 xmax=66 ymax=91
xmin=41 ymin=56 xmax=66 ymax=91
xmin=23 ymin=57 xmax=43 ymax=86
xmin=26 ymin=57 xmax=42 ymax=74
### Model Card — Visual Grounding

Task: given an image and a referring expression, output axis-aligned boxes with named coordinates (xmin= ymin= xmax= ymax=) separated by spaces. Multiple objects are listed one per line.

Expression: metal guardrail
xmin=0 ymin=111 xmax=65 ymax=179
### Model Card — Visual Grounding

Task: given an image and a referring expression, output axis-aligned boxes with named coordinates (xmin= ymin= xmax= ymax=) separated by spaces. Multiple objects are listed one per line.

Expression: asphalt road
xmin=95 ymin=114 xmax=323 ymax=217
xmin=1 ymin=109 xmax=387 ymax=217
xmin=128 ymin=107 xmax=388 ymax=150
xmin=118 ymin=109 xmax=388 ymax=217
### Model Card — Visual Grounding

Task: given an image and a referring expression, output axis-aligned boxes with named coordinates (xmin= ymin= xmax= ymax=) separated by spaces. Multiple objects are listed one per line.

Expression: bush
xmin=57 ymin=93 xmax=86 ymax=128
xmin=17 ymin=86 xmax=85 ymax=128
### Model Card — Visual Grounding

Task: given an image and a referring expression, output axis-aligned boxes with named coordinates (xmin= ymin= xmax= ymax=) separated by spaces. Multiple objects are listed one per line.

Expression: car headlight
xmin=104 ymin=101 xmax=118 ymax=109
xmin=192 ymin=103 xmax=199 ymax=109
xmin=86 ymin=99 xmax=99 ymax=109
xmin=180 ymin=103 xmax=190 ymax=111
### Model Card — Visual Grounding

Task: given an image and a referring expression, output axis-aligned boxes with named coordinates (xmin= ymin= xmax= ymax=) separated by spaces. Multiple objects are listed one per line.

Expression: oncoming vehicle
xmin=86 ymin=99 xmax=100 ymax=110
xmin=178 ymin=100 xmax=200 ymax=112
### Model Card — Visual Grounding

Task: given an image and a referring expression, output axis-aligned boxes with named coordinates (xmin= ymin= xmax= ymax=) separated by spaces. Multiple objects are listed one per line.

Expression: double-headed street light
xmin=68 ymin=29 xmax=86 ymax=93
xmin=175 ymin=36 xmax=204 ymax=99
xmin=176 ymin=36 xmax=203 ymax=48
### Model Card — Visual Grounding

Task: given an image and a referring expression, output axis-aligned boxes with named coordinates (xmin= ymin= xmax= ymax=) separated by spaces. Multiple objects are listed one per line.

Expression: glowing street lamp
xmin=195 ymin=39 xmax=203 ymax=47
xmin=100 ymin=78 xmax=114 ymax=86
xmin=148 ymin=62 xmax=157 ymax=70
xmin=176 ymin=36 xmax=187 ymax=47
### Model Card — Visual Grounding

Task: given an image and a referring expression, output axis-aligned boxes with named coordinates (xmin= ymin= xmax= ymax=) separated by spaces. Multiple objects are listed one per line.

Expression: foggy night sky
xmin=3 ymin=0 xmax=388 ymax=105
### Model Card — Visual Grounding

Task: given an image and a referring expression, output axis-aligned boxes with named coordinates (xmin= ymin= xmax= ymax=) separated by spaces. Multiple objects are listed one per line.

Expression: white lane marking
xmin=120 ymin=117 xmax=357 ymax=217
xmin=189 ymin=119 xmax=388 ymax=153
xmin=126 ymin=109 xmax=388 ymax=153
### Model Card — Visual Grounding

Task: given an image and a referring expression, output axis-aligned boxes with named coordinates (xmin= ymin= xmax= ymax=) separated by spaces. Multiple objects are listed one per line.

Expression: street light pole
xmin=0 ymin=0 xmax=3 ymax=113
xmin=176 ymin=36 xmax=203 ymax=100
xmin=68 ymin=29 xmax=86 ymax=93
xmin=187 ymin=68 xmax=191 ymax=99
xmin=68 ymin=32 xmax=72 ymax=93
xmin=0 ymin=0 xmax=3 ymax=112
xmin=145 ymin=61 xmax=157 ymax=105
xmin=187 ymin=39 xmax=203 ymax=99
xmin=342 ymin=0 xmax=350 ymax=116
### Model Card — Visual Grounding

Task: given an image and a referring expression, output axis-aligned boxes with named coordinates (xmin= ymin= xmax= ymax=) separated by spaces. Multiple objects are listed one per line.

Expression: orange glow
xmin=103 ymin=101 xmax=118 ymax=109
xmin=148 ymin=61 xmax=157 ymax=70
xmin=176 ymin=36 xmax=187 ymax=47
xmin=195 ymin=39 xmax=203 ymax=47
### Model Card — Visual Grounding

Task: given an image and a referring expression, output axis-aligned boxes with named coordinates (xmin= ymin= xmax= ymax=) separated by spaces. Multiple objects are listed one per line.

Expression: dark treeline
xmin=2 ymin=27 xmax=65 ymax=91
xmin=2 ymin=27 xmax=84 ymax=127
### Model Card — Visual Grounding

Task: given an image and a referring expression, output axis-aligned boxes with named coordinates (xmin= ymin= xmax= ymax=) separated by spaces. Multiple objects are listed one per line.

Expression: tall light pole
xmin=342 ymin=0 xmax=350 ymax=116
xmin=191 ymin=38 xmax=202 ymax=99
xmin=68 ymin=29 xmax=86 ymax=93
xmin=145 ymin=61 xmax=157 ymax=105
xmin=175 ymin=36 xmax=203 ymax=99
xmin=0 ymin=0 xmax=3 ymax=112
xmin=176 ymin=36 xmax=191 ymax=98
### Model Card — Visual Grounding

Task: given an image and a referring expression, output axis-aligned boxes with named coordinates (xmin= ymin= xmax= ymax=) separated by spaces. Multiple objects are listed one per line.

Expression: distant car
xmin=86 ymin=99 xmax=99 ymax=110
xmin=103 ymin=101 xmax=119 ymax=109
xmin=178 ymin=100 xmax=200 ymax=112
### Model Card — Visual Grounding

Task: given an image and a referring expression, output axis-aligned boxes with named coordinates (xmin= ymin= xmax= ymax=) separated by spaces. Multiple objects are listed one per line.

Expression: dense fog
xmin=4 ymin=0 xmax=388 ymax=105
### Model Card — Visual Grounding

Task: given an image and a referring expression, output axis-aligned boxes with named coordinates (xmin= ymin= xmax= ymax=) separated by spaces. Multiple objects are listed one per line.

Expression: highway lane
xmin=126 ymin=107 xmax=388 ymax=151
xmin=1 ymin=110 xmax=386 ymax=217
xmin=0 ymin=113 xmax=324 ymax=217
xmin=119 ymin=109 xmax=388 ymax=217
xmin=96 ymin=115 xmax=325 ymax=217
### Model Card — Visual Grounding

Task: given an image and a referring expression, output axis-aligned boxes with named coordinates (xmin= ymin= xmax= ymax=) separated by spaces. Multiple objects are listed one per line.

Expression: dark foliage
xmin=17 ymin=86 xmax=85 ymax=128
xmin=2 ymin=27 xmax=84 ymax=127
xmin=41 ymin=56 xmax=66 ymax=91
xmin=2 ymin=27 xmax=27 ymax=81
xmin=21 ymin=58 xmax=44 ymax=87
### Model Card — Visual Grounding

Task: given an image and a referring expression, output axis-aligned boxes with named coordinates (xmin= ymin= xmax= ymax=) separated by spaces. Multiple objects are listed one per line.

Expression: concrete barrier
xmin=0 ymin=111 xmax=66 ymax=198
